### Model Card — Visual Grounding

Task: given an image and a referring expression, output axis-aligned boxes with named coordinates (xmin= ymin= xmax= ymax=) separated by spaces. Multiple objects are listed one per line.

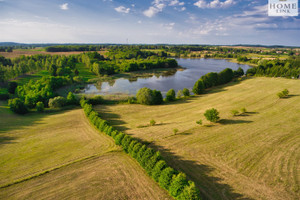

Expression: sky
xmin=0 ymin=0 xmax=299 ymax=46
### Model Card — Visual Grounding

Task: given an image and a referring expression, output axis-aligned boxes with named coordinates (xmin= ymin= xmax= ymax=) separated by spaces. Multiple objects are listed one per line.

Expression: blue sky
xmin=0 ymin=0 xmax=299 ymax=45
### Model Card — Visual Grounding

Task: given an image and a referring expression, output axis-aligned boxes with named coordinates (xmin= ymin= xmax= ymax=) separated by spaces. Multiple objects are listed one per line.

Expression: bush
xmin=193 ymin=79 xmax=205 ymax=95
xmin=8 ymin=81 xmax=18 ymax=94
xmin=115 ymin=132 xmax=125 ymax=145
xmin=145 ymin=151 xmax=161 ymax=175
xmin=152 ymin=160 xmax=168 ymax=181
xmin=88 ymin=95 xmax=104 ymax=105
xmin=152 ymin=90 xmax=163 ymax=105
xmin=231 ymin=110 xmax=239 ymax=116
xmin=36 ymin=101 xmax=44 ymax=112
xmin=131 ymin=142 xmax=143 ymax=158
xmin=241 ymin=107 xmax=247 ymax=113
xmin=137 ymin=145 xmax=147 ymax=163
xmin=140 ymin=148 xmax=155 ymax=168
xmin=136 ymin=87 xmax=163 ymax=105
xmin=136 ymin=87 xmax=154 ymax=105
xmin=182 ymin=88 xmax=190 ymax=97
xmin=177 ymin=181 xmax=201 ymax=200
xmin=158 ymin=167 xmax=177 ymax=190
xmin=234 ymin=67 xmax=244 ymax=77
xmin=173 ymin=128 xmax=179 ymax=135
xmin=67 ymin=92 xmax=78 ymax=105
xmin=166 ymin=89 xmax=176 ymax=101
xmin=48 ymin=96 xmax=67 ymax=108
xmin=177 ymin=90 xmax=183 ymax=98
xmin=277 ymin=89 xmax=289 ymax=98
xmin=196 ymin=120 xmax=202 ymax=125
xmin=150 ymin=119 xmax=156 ymax=126
xmin=169 ymin=173 xmax=188 ymax=197
xmin=218 ymin=68 xmax=234 ymax=85
xmin=8 ymin=98 xmax=28 ymax=114
xmin=128 ymin=140 xmax=138 ymax=154
xmin=204 ymin=108 xmax=220 ymax=123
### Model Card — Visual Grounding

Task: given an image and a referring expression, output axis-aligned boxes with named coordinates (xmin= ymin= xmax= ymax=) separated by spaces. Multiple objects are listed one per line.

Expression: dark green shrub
xmin=140 ymin=148 xmax=155 ymax=168
xmin=136 ymin=87 xmax=153 ymax=105
xmin=166 ymin=89 xmax=176 ymax=101
xmin=152 ymin=160 xmax=167 ymax=181
xmin=8 ymin=81 xmax=18 ymax=94
xmin=204 ymin=108 xmax=220 ymax=123
xmin=145 ymin=151 xmax=162 ymax=175
xmin=111 ymin=130 xmax=119 ymax=139
xmin=136 ymin=145 xmax=147 ymax=163
xmin=83 ymin=104 xmax=93 ymax=116
xmin=158 ymin=167 xmax=177 ymax=190
xmin=193 ymin=79 xmax=205 ymax=95
xmin=201 ymin=72 xmax=218 ymax=88
xmin=150 ymin=119 xmax=156 ymax=126
xmin=182 ymin=88 xmax=190 ymax=97
xmin=36 ymin=101 xmax=44 ymax=112
xmin=88 ymin=95 xmax=104 ymax=105
xmin=169 ymin=173 xmax=188 ymax=197
xmin=127 ymin=140 xmax=138 ymax=154
xmin=8 ymin=98 xmax=28 ymax=114
xmin=121 ymin=135 xmax=133 ymax=152
xmin=177 ymin=181 xmax=201 ymax=200
xmin=152 ymin=89 xmax=163 ymax=105
xmin=115 ymin=132 xmax=125 ymax=145
xmin=131 ymin=142 xmax=143 ymax=158
xmin=67 ymin=92 xmax=78 ymax=105
xmin=106 ymin=126 xmax=113 ymax=136
xmin=48 ymin=96 xmax=67 ymax=108
xmin=234 ymin=67 xmax=244 ymax=77
xmin=218 ymin=68 xmax=234 ymax=85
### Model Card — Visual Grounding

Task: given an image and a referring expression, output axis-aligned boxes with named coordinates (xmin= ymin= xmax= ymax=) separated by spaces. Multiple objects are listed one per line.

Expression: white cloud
xmin=115 ymin=6 xmax=130 ymax=14
xmin=169 ymin=0 xmax=184 ymax=6
xmin=59 ymin=3 xmax=69 ymax=10
xmin=162 ymin=22 xmax=175 ymax=30
xmin=143 ymin=0 xmax=166 ymax=18
xmin=194 ymin=0 xmax=235 ymax=9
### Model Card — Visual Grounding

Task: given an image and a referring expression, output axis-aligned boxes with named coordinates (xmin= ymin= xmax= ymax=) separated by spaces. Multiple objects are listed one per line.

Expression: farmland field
xmin=0 ymin=102 xmax=171 ymax=199
xmin=94 ymin=77 xmax=300 ymax=200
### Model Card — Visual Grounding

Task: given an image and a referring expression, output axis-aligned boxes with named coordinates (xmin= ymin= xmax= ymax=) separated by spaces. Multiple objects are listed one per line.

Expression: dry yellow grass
xmin=0 ymin=152 xmax=171 ymax=200
xmin=0 ymin=104 xmax=171 ymax=199
xmin=94 ymin=77 xmax=300 ymax=200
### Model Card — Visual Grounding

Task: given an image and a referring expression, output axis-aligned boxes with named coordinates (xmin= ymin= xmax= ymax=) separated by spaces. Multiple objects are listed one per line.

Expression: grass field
xmin=94 ymin=77 xmax=300 ymax=200
xmin=0 ymin=102 xmax=170 ymax=199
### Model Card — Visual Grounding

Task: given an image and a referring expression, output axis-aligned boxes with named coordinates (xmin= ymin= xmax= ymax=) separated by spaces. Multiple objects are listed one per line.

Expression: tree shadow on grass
xmin=94 ymin=105 xmax=129 ymax=132
xmin=0 ymin=102 xmax=78 ymax=146
xmin=150 ymin=143 xmax=254 ymax=200
xmin=218 ymin=119 xmax=253 ymax=125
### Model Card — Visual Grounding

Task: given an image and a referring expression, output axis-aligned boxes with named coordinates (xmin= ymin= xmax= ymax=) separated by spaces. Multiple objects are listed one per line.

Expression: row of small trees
xmin=193 ymin=68 xmax=242 ymax=95
xmin=80 ymin=99 xmax=201 ymax=200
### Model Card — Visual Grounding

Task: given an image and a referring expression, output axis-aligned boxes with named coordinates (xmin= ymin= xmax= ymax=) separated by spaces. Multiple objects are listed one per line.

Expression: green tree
xmin=182 ymin=88 xmax=190 ymax=97
xmin=136 ymin=87 xmax=153 ymax=105
xmin=166 ymin=89 xmax=176 ymax=101
xmin=158 ymin=167 xmax=177 ymax=190
xmin=8 ymin=98 xmax=28 ymax=114
xmin=48 ymin=96 xmax=67 ymax=108
xmin=67 ymin=92 xmax=77 ymax=105
xmin=169 ymin=173 xmax=188 ymax=197
xmin=193 ymin=79 xmax=205 ymax=95
xmin=204 ymin=108 xmax=220 ymax=123
xmin=36 ymin=101 xmax=44 ymax=112
xmin=177 ymin=90 xmax=183 ymax=98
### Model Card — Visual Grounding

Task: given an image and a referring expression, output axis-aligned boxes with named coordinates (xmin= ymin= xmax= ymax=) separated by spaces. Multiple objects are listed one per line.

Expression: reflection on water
xmin=83 ymin=58 xmax=250 ymax=96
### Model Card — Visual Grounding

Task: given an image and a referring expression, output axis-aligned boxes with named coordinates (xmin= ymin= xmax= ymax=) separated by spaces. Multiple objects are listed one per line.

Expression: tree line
xmin=80 ymin=99 xmax=201 ymax=200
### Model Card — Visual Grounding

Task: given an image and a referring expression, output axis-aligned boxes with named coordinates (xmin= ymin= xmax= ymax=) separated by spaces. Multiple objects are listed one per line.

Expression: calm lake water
xmin=83 ymin=59 xmax=250 ymax=96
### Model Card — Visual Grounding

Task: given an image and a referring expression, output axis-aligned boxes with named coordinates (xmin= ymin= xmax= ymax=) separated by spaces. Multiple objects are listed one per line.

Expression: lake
xmin=83 ymin=58 xmax=250 ymax=96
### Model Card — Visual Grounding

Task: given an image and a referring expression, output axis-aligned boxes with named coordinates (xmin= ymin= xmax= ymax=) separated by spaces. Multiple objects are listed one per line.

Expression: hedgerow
xmin=80 ymin=100 xmax=201 ymax=199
